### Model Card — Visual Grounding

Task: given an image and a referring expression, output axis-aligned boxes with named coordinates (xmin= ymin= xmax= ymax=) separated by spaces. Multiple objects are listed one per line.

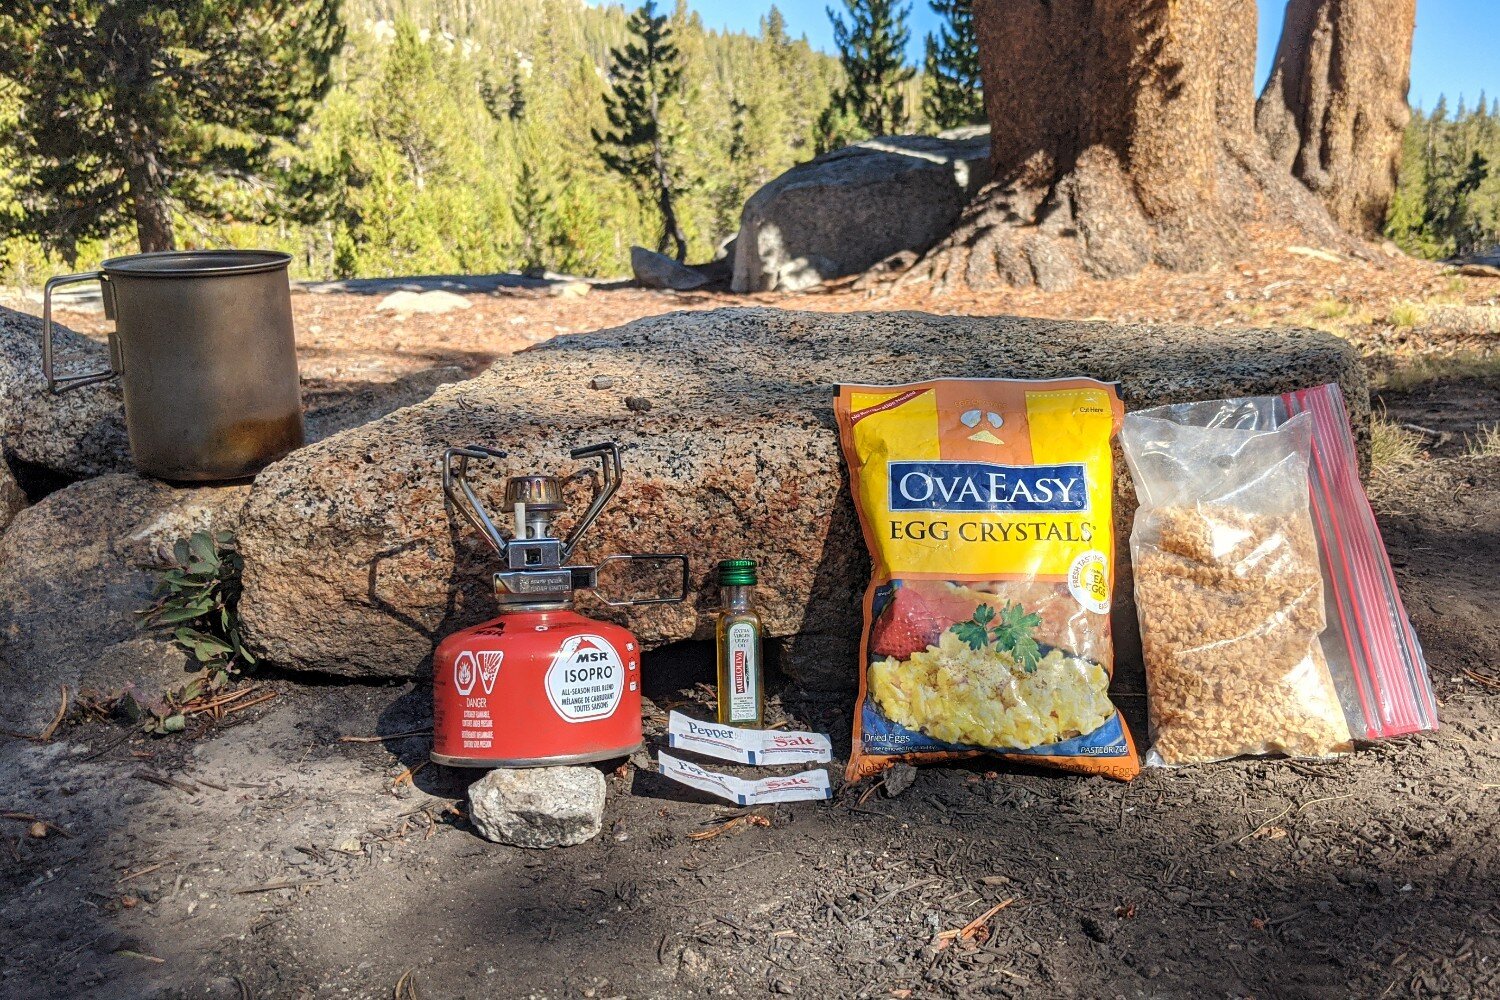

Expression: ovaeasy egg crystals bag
xmin=836 ymin=378 xmax=1140 ymax=782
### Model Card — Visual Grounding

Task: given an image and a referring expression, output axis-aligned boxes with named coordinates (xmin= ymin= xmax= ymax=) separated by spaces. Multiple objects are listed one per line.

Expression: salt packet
xmin=657 ymin=752 xmax=832 ymax=805
xmin=667 ymin=711 xmax=832 ymax=765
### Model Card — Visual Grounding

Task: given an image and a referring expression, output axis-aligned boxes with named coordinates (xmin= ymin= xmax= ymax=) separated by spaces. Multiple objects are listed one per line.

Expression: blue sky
xmin=624 ymin=1 xmax=1498 ymax=114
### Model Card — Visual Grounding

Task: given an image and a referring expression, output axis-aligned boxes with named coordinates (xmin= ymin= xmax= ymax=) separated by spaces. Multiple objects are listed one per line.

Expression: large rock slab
xmin=0 ymin=305 xmax=130 ymax=478
xmin=732 ymin=133 xmax=993 ymax=293
xmin=0 ymin=474 xmax=250 ymax=733
xmin=236 ymin=308 xmax=1369 ymax=690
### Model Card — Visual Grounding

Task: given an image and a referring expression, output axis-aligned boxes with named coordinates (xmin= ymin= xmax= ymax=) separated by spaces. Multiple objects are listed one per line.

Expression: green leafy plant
xmin=119 ymin=684 xmax=189 ymax=736
xmin=133 ymin=530 xmax=255 ymax=733
xmin=951 ymin=602 xmax=1044 ymax=672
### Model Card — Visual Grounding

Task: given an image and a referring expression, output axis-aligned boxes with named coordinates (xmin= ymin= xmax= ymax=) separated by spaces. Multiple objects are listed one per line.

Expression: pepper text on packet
xmin=835 ymin=378 xmax=1141 ymax=782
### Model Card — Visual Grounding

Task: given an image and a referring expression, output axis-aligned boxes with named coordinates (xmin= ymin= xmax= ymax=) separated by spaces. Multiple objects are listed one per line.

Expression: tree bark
xmin=1256 ymin=0 xmax=1416 ymax=236
xmin=656 ymin=182 xmax=687 ymax=262
xmin=125 ymin=150 xmax=176 ymax=253
xmin=903 ymin=0 xmax=1343 ymax=292
xmin=649 ymin=93 xmax=688 ymax=262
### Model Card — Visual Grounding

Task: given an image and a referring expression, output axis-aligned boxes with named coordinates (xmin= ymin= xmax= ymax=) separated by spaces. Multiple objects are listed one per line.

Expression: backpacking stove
xmin=432 ymin=442 xmax=687 ymax=768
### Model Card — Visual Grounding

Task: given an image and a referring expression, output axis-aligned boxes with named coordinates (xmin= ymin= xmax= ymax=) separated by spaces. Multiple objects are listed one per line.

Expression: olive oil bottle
xmin=715 ymin=559 xmax=764 ymax=727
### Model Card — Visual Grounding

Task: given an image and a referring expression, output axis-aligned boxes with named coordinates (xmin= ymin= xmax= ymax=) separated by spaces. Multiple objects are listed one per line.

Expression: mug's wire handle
xmin=42 ymin=271 xmax=117 ymax=392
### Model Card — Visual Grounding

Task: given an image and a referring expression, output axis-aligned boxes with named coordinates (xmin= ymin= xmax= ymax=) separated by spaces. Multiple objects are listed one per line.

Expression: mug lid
xmin=101 ymin=250 xmax=292 ymax=278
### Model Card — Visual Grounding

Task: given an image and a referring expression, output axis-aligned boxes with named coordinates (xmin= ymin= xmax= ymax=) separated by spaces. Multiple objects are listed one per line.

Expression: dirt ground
xmin=2 ymin=241 xmax=1497 ymax=999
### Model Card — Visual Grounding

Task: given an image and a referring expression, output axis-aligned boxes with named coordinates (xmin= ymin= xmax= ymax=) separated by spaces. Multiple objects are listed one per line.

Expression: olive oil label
xmin=727 ymin=622 xmax=758 ymax=720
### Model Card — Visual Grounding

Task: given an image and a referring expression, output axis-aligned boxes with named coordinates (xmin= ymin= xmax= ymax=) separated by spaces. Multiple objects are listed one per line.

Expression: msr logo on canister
xmin=545 ymin=634 xmax=625 ymax=722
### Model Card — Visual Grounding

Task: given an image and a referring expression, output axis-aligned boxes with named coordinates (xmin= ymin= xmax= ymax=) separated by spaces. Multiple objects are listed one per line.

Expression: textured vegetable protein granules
xmin=1123 ymin=396 xmax=1367 ymax=766
xmin=1132 ymin=504 xmax=1353 ymax=764
xmin=836 ymin=378 xmax=1140 ymax=782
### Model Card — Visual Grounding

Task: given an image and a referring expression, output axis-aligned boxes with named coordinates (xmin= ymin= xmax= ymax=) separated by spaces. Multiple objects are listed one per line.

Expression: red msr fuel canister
xmin=432 ymin=442 xmax=687 ymax=768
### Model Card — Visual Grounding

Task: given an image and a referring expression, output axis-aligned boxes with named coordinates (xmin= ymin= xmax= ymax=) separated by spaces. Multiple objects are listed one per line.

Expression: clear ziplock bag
xmin=1122 ymin=386 xmax=1436 ymax=765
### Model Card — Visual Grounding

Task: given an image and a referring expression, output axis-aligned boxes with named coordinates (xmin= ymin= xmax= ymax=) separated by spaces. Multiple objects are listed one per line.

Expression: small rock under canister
xmin=467 ymin=766 xmax=606 ymax=848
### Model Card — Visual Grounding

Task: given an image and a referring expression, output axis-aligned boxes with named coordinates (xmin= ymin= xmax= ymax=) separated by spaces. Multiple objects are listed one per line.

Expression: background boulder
xmin=0 ymin=474 xmax=250 ymax=733
xmin=236 ymin=307 xmax=1368 ymax=690
xmin=731 ymin=132 xmax=993 ymax=293
xmin=630 ymin=246 xmax=710 ymax=291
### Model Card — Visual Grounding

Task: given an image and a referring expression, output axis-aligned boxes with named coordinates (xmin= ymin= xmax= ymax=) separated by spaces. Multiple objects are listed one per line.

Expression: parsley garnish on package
xmin=952 ymin=602 xmax=1044 ymax=672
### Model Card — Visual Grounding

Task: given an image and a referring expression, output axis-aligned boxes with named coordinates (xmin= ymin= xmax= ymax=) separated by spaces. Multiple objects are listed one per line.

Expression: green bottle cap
xmin=717 ymin=558 xmax=757 ymax=586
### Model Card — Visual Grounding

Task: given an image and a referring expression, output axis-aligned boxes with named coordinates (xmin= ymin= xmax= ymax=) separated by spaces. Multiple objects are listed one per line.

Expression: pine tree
xmin=0 ymin=1 xmax=343 ymax=259
xmin=593 ymin=1 xmax=691 ymax=261
xmin=818 ymin=0 xmax=916 ymax=153
xmin=512 ymin=160 xmax=554 ymax=274
xmin=1385 ymin=108 xmax=1435 ymax=257
xmin=711 ymin=96 xmax=753 ymax=238
xmin=480 ymin=66 xmax=528 ymax=122
xmin=508 ymin=69 xmax=528 ymax=121
xmin=1384 ymin=95 xmax=1500 ymax=259
xmin=762 ymin=6 xmax=790 ymax=50
xmin=922 ymin=0 xmax=982 ymax=130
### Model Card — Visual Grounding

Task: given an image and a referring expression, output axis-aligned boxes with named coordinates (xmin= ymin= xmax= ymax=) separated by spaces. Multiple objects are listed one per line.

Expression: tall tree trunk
xmin=125 ymin=150 xmax=176 ymax=253
xmin=903 ymin=0 xmax=1343 ymax=292
xmin=657 ymin=184 xmax=687 ymax=263
xmin=1256 ymin=0 xmax=1416 ymax=236
xmin=650 ymin=126 xmax=687 ymax=262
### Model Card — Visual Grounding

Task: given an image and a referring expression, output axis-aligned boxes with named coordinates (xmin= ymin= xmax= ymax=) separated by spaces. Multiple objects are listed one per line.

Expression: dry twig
xmin=390 ymin=762 xmax=427 ymax=791
xmin=394 ymin=967 xmax=421 ymax=1000
xmin=1236 ymin=793 xmax=1356 ymax=845
xmin=38 ymin=685 xmax=69 ymax=741
xmin=339 ymin=729 xmax=433 ymax=744
xmin=232 ymin=878 xmax=325 ymax=895
xmin=119 ymin=862 xmax=168 ymax=883
xmin=688 ymin=813 xmax=771 ymax=841
xmin=181 ymin=686 xmax=262 ymax=717
xmin=933 ymin=898 xmax=1016 ymax=950
xmin=133 ymin=771 xmax=199 ymax=795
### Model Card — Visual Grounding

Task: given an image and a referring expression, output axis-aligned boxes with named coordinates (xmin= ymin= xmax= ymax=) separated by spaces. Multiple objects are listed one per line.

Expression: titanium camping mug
xmin=41 ymin=250 xmax=305 ymax=481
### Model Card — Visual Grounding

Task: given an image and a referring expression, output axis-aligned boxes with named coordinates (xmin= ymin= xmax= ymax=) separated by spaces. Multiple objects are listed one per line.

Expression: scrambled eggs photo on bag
xmin=871 ymin=627 xmax=1114 ymax=751
xmin=836 ymin=378 xmax=1140 ymax=781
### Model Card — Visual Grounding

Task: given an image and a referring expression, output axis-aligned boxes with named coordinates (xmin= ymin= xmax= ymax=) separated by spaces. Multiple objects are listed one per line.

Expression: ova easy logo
xmin=545 ymin=634 xmax=626 ymax=722
xmin=453 ymin=650 xmax=503 ymax=697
